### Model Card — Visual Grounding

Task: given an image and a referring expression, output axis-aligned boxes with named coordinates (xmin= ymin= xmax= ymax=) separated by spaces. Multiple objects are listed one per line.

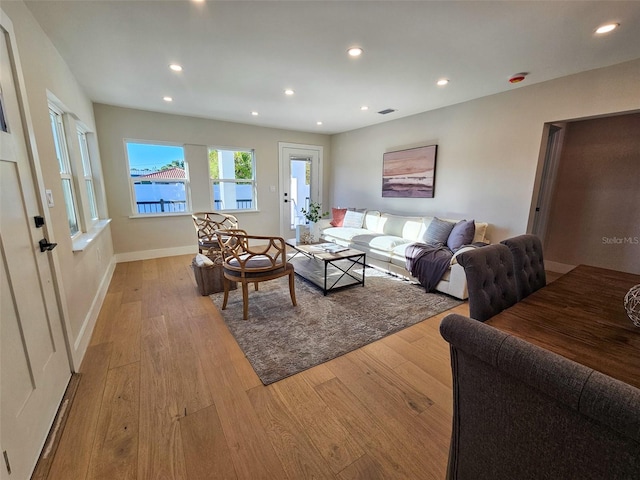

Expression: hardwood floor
xmin=46 ymin=254 xmax=469 ymax=479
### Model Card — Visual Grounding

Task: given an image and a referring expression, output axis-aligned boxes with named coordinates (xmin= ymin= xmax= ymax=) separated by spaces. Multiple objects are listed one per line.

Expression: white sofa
xmin=318 ymin=210 xmax=489 ymax=300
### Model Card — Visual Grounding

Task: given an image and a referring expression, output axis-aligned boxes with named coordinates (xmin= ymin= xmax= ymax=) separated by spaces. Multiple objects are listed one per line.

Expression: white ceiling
xmin=24 ymin=0 xmax=640 ymax=135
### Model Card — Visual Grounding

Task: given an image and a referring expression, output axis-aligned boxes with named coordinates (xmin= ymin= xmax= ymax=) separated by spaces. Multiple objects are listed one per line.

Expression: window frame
xmin=77 ymin=126 xmax=99 ymax=223
xmin=125 ymin=140 xmax=190 ymax=216
xmin=208 ymin=147 xmax=257 ymax=212
xmin=49 ymin=103 xmax=81 ymax=238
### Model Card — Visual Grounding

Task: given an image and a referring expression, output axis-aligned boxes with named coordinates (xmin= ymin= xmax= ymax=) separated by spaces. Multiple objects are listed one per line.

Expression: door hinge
xmin=3 ymin=450 xmax=11 ymax=474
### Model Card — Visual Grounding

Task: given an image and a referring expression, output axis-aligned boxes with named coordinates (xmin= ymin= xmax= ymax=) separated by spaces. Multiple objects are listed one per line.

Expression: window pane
xmin=134 ymin=180 xmax=186 ymax=213
xmin=78 ymin=130 xmax=92 ymax=176
xmin=62 ymin=179 xmax=79 ymax=235
xmin=209 ymin=148 xmax=255 ymax=211
xmin=49 ymin=109 xmax=67 ymax=173
xmin=126 ymin=142 xmax=187 ymax=214
xmin=212 ymin=180 xmax=254 ymax=211
xmin=86 ymin=179 xmax=98 ymax=220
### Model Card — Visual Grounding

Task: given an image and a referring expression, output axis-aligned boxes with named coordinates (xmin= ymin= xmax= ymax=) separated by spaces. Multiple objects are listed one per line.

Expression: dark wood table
xmin=486 ymin=264 xmax=640 ymax=389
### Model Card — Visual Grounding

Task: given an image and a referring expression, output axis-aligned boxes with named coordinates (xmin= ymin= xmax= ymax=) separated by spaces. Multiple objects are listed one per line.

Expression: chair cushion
xmin=224 ymin=262 xmax=293 ymax=279
xmin=228 ymin=254 xmax=278 ymax=269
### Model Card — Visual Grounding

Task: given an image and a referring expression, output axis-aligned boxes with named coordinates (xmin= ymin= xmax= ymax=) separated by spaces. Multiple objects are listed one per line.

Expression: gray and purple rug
xmin=210 ymin=269 xmax=462 ymax=384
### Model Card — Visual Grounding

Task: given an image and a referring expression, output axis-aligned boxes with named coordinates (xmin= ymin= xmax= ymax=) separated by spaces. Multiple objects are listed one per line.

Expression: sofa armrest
xmin=450 ymin=246 xmax=476 ymax=266
xmin=450 ymin=242 xmax=491 ymax=266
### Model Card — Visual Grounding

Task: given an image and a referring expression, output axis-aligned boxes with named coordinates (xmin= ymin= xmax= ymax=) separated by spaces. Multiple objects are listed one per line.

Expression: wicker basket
xmin=192 ymin=257 xmax=236 ymax=296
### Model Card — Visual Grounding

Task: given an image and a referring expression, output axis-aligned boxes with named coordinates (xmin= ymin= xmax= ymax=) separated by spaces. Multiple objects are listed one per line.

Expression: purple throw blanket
xmin=405 ymin=243 xmax=453 ymax=293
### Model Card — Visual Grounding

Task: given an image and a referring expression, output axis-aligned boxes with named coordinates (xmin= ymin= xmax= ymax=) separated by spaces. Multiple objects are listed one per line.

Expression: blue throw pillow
xmin=447 ymin=219 xmax=476 ymax=252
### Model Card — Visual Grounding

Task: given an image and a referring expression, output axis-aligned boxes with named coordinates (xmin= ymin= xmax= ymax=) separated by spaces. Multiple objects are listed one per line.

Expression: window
xmin=77 ymin=128 xmax=99 ymax=222
xmin=209 ymin=148 xmax=256 ymax=211
xmin=125 ymin=141 xmax=188 ymax=214
xmin=49 ymin=104 xmax=80 ymax=236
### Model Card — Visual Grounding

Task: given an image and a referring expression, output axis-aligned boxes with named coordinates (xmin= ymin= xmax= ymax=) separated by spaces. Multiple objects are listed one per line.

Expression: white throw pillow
xmin=342 ymin=210 xmax=365 ymax=228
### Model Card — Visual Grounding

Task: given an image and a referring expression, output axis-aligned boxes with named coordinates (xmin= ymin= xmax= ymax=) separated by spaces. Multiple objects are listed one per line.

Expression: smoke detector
xmin=509 ymin=73 xmax=528 ymax=84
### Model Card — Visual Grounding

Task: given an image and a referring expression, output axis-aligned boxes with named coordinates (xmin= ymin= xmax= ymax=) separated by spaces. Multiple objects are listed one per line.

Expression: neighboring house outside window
xmin=125 ymin=141 xmax=188 ymax=214
xmin=77 ymin=127 xmax=99 ymax=222
xmin=49 ymin=103 xmax=80 ymax=236
xmin=208 ymin=148 xmax=256 ymax=211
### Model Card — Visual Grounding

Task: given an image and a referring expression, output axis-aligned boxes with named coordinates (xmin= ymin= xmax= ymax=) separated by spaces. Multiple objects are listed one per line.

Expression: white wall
xmin=94 ymin=104 xmax=331 ymax=259
xmin=3 ymin=1 xmax=114 ymax=369
xmin=330 ymin=59 xmax=640 ymax=246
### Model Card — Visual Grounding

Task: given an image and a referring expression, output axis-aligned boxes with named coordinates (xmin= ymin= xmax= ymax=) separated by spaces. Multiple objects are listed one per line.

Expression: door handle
xmin=39 ymin=238 xmax=58 ymax=252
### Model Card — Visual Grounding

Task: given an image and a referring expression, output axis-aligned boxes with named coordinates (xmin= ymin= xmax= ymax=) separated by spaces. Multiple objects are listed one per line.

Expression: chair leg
xmin=288 ymin=271 xmax=297 ymax=306
xmin=241 ymin=281 xmax=250 ymax=320
xmin=222 ymin=277 xmax=230 ymax=310
xmin=254 ymin=282 xmax=259 ymax=291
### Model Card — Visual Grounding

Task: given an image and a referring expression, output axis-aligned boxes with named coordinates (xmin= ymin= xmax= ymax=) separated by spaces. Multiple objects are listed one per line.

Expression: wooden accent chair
xmin=457 ymin=244 xmax=518 ymax=322
xmin=440 ymin=313 xmax=640 ymax=479
xmin=215 ymin=229 xmax=296 ymax=320
xmin=500 ymin=234 xmax=546 ymax=301
xmin=192 ymin=212 xmax=239 ymax=257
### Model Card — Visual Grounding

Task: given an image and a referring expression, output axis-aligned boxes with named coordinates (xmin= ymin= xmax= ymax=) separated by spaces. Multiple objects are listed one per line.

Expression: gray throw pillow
xmin=423 ymin=217 xmax=456 ymax=245
xmin=447 ymin=219 xmax=476 ymax=252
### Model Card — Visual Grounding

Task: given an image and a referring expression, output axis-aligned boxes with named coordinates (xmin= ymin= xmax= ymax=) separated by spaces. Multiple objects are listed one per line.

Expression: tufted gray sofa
xmin=440 ymin=313 xmax=640 ymax=480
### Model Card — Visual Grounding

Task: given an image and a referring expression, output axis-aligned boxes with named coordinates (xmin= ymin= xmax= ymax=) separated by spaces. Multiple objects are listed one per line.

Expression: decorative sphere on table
xmin=624 ymin=284 xmax=640 ymax=327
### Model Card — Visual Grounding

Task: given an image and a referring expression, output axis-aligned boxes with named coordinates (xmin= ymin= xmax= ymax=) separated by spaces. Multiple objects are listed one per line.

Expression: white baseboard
xmin=115 ymin=245 xmax=195 ymax=263
xmin=544 ymin=260 xmax=576 ymax=274
xmin=70 ymin=256 xmax=116 ymax=370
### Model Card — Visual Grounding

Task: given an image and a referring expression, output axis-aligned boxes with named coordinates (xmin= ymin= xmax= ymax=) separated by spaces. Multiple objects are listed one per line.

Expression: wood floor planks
xmin=47 ymin=254 xmax=468 ymax=479
xmin=179 ymin=404 xmax=237 ymax=480
xmin=46 ymin=343 xmax=113 ymax=479
xmin=87 ymin=362 xmax=139 ymax=479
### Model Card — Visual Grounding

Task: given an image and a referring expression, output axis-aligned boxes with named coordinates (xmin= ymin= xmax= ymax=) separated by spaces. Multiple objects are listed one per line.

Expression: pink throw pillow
xmin=330 ymin=208 xmax=348 ymax=227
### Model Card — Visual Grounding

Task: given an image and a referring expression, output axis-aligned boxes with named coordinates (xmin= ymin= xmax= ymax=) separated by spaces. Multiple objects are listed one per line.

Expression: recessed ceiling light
xmin=169 ymin=64 xmax=183 ymax=72
xmin=316 ymin=121 xmax=323 ymax=126
xmin=596 ymin=23 xmax=619 ymax=34
xmin=360 ymin=106 xmax=369 ymax=111
xmin=251 ymin=111 xmax=259 ymax=116
xmin=284 ymin=89 xmax=295 ymax=96
xmin=347 ymin=47 xmax=363 ymax=57
xmin=163 ymin=96 xmax=173 ymax=102
xmin=437 ymin=79 xmax=449 ymax=86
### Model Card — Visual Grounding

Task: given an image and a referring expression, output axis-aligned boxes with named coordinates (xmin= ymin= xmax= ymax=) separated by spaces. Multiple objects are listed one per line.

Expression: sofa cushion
xmin=351 ymin=234 xmax=411 ymax=252
xmin=330 ymin=208 xmax=348 ymax=227
xmin=447 ymin=219 xmax=476 ymax=252
xmin=473 ymin=222 xmax=489 ymax=243
xmin=363 ymin=210 xmax=381 ymax=230
xmin=343 ymin=210 xmax=365 ymax=228
xmin=423 ymin=217 xmax=456 ymax=245
xmin=322 ymin=226 xmax=370 ymax=242
xmin=378 ymin=213 xmax=425 ymax=241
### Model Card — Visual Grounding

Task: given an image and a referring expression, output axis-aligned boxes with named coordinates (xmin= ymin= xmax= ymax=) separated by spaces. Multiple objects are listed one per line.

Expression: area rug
xmin=210 ymin=269 xmax=462 ymax=385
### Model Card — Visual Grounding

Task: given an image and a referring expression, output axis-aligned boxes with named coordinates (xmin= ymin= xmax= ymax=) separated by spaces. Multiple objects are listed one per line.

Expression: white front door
xmin=1 ymin=16 xmax=71 ymax=480
xmin=278 ymin=143 xmax=323 ymax=239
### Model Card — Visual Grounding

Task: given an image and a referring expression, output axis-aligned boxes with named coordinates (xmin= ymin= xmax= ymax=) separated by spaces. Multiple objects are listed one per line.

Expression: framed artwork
xmin=382 ymin=145 xmax=437 ymax=198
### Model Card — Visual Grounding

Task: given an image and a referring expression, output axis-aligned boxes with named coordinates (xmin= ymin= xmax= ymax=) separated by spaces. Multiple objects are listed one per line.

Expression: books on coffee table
xmin=309 ymin=242 xmax=349 ymax=254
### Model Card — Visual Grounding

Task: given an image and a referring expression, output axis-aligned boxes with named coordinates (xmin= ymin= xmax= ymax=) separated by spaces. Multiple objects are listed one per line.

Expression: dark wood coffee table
xmin=286 ymin=239 xmax=366 ymax=295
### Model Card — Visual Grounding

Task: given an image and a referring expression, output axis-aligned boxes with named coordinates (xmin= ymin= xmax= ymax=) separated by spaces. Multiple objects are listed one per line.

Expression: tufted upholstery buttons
xmin=500 ymin=234 xmax=546 ymax=301
xmin=457 ymin=244 xmax=518 ymax=322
